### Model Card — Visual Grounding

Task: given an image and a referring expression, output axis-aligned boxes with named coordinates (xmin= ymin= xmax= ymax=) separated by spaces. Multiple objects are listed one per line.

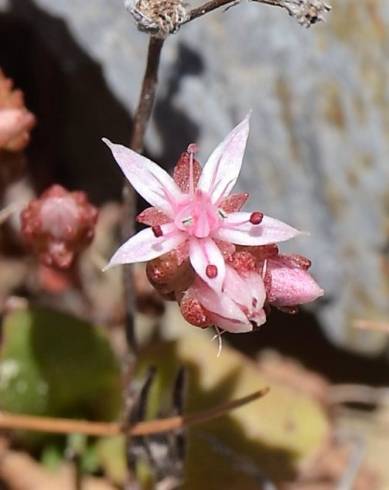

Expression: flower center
xmin=174 ymin=189 xmax=222 ymax=238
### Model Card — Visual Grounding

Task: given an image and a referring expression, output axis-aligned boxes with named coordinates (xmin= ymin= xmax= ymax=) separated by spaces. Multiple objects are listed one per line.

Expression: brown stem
xmin=0 ymin=388 xmax=268 ymax=437
xmin=121 ymin=35 xmax=165 ymax=356
xmin=185 ymin=0 xmax=331 ymax=26
xmin=130 ymin=36 xmax=165 ymax=153
xmin=184 ymin=0 xmax=235 ymax=23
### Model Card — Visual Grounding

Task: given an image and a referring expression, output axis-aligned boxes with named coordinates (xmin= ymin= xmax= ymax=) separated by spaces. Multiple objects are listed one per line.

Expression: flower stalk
xmin=0 ymin=388 xmax=269 ymax=437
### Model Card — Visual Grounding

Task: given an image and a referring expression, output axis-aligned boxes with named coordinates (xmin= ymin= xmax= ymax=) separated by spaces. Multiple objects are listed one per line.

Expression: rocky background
xmin=1 ymin=0 xmax=388 ymax=354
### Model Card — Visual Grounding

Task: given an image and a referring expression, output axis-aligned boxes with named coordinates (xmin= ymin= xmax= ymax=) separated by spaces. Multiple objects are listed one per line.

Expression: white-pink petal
xmin=215 ymin=213 xmax=300 ymax=246
xmin=193 ymin=280 xmax=249 ymax=325
xmin=198 ymin=114 xmax=250 ymax=204
xmin=189 ymin=238 xmax=226 ymax=292
xmin=208 ymin=312 xmax=254 ymax=333
xmin=104 ymin=223 xmax=186 ymax=270
xmin=223 ymin=268 xmax=266 ymax=312
xmin=103 ymin=139 xmax=183 ymax=216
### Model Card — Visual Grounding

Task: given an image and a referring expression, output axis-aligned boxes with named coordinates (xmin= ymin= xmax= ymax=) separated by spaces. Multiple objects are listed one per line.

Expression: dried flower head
xmin=21 ymin=185 xmax=98 ymax=269
xmin=267 ymin=0 xmax=332 ymax=27
xmin=0 ymin=70 xmax=36 ymax=153
xmin=125 ymin=0 xmax=188 ymax=37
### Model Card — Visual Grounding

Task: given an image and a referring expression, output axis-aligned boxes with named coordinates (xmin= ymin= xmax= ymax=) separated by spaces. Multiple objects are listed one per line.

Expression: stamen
xmin=187 ymin=143 xmax=197 ymax=196
xmin=211 ymin=326 xmax=224 ymax=358
xmin=250 ymin=212 xmax=264 ymax=225
xmin=218 ymin=209 xmax=227 ymax=219
xmin=152 ymin=225 xmax=163 ymax=237
xmin=206 ymin=264 xmax=218 ymax=278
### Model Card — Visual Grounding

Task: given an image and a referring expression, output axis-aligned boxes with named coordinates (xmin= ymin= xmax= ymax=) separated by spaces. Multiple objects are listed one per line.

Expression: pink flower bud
xmin=264 ymin=254 xmax=324 ymax=307
xmin=21 ymin=185 xmax=98 ymax=269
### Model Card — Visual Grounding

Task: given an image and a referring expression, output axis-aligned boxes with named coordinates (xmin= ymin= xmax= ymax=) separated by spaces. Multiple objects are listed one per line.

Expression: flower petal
xmin=223 ymin=268 xmax=266 ymax=313
xmin=103 ymin=139 xmax=183 ymax=216
xmin=215 ymin=213 xmax=301 ymax=246
xmin=104 ymin=223 xmax=186 ymax=270
xmin=193 ymin=279 xmax=248 ymax=325
xmin=198 ymin=114 xmax=250 ymax=203
xmin=189 ymin=238 xmax=226 ymax=291
xmin=208 ymin=313 xmax=254 ymax=333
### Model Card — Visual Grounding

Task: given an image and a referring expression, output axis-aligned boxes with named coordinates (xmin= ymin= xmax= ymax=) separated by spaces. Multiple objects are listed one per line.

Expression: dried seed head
xmin=250 ymin=0 xmax=331 ymax=27
xmin=281 ymin=0 xmax=331 ymax=27
xmin=125 ymin=0 xmax=188 ymax=37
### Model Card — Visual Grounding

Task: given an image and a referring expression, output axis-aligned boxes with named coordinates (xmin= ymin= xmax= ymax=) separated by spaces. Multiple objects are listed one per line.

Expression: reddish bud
xmin=21 ymin=184 xmax=98 ymax=269
xmin=146 ymin=251 xmax=179 ymax=287
xmin=249 ymin=211 xmax=264 ymax=225
xmin=146 ymin=252 xmax=195 ymax=296
xmin=206 ymin=264 xmax=218 ymax=278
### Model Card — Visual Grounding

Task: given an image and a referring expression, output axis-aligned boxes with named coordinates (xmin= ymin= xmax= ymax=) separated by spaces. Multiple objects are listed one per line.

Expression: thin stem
xmin=185 ymin=0 xmax=236 ymax=23
xmin=130 ymin=36 xmax=165 ymax=153
xmin=185 ymin=0 xmax=331 ymax=26
xmin=0 ymin=388 xmax=268 ymax=437
xmin=121 ymin=35 xmax=165 ymax=356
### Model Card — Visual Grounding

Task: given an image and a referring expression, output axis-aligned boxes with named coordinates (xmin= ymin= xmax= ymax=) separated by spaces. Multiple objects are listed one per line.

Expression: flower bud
xmin=21 ymin=185 xmax=98 ymax=269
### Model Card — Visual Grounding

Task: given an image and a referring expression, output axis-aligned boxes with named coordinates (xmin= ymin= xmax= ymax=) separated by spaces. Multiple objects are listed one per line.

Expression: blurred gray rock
xmin=1 ymin=0 xmax=389 ymax=353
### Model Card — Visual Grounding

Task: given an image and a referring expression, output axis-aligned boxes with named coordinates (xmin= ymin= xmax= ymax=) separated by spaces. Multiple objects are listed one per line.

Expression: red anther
xmin=249 ymin=212 xmax=264 ymax=225
xmin=206 ymin=264 xmax=218 ymax=278
xmin=152 ymin=225 xmax=163 ymax=237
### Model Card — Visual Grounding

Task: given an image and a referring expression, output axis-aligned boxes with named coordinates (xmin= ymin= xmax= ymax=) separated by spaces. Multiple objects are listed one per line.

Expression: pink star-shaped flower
xmin=103 ymin=115 xmax=300 ymax=291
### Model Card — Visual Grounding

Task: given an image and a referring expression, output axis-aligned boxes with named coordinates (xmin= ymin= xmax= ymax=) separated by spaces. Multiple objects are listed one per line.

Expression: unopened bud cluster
xmin=21 ymin=185 xmax=98 ymax=269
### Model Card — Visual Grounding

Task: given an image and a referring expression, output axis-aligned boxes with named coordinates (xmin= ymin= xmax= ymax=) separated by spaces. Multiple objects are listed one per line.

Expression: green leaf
xmin=0 ymin=307 xmax=121 ymax=438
